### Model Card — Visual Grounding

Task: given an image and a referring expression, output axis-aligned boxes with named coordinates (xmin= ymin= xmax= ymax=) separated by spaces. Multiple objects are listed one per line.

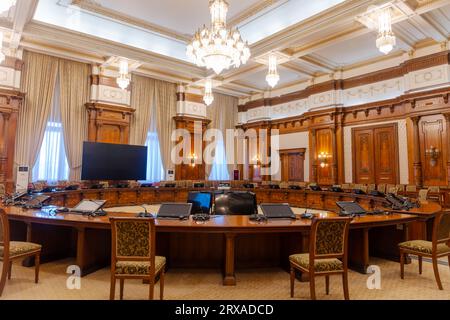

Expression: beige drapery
xmin=154 ymin=80 xmax=177 ymax=177
xmin=59 ymin=59 xmax=90 ymax=180
xmin=129 ymin=74 xmax=156 ymax=146
xmin=206 ymin=93 xmax=238 ymax=179
xmin=14 ymin=51 xmax=59 ymax=175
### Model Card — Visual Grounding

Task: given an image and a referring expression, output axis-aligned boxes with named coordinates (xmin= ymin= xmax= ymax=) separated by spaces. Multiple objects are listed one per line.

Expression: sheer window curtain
xmin=144 ymin=115 xmax=165 ymax=183
xmin=209 ymin=139 xmax=230 ymax=180
xmin=32 ymin=75 xmax=69 ymax=182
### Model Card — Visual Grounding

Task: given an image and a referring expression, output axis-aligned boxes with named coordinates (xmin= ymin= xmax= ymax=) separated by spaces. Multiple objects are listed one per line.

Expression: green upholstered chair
xmin=109 ymin=217 xmax=166 ymax=300
xmin=0 ymin=209 xmax=41 ymax=297
xmin=399 ymin=211 xmax=450 ymax=290
xmin=289 ymin=216 xmax=352 ymax=300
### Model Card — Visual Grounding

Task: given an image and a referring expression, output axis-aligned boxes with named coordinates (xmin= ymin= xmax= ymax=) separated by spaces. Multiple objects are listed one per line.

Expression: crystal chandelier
xmin=376 ymin=7 xmax=396 ymax=55
xmin=203 ymin=79 xmax=214 ymax=106
xmin=116 ymin=59 xmax=130 ymax=90
xmin=265 ymin=54 xmax=280 ymax=88
xmin=186 ymin=0 xmax=251 ymax=75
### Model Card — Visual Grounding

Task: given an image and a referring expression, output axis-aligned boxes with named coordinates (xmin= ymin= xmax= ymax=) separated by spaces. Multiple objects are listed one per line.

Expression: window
xmin=143 ymin=131 xmax=165 ymax=183
xmin=32 ymin=77 xmax=69 ymax=182
xmin=209 ymin=139 xmax=230 ymax=180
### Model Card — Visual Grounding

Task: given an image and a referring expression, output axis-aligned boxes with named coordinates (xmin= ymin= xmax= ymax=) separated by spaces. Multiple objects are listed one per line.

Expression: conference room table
xmin=4 ymin=202 xmax=440 ymax=286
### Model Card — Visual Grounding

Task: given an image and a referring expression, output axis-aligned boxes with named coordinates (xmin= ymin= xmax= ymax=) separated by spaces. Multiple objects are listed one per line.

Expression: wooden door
xmin=353 ymin=129 xmax=375 ymax=184
xmin=352 ymin=124 xmax=399 ymax=184
xmin=373 ymin=125 xmax=398 ymax=184
xmin=280 ymin=148 xmax=305 ymax=181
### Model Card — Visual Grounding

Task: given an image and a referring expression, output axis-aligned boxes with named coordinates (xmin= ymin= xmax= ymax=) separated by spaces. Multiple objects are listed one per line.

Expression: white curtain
xmin=32 ymin=75 xmax=69 ymax=182
xmin=143 ymin=118 xmax=165 ymax=183
xmin=209 ymin=139 xmax=230 ymax=180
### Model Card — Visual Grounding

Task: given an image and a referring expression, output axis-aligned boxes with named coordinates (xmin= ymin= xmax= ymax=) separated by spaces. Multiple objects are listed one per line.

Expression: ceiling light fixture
xmin=116 ymin=59 xmax=130 ymax=90
xmin=186 ymin=0 xmax=251 ymax=75
xmin=203 ymin=78 xmax=214 ymax=106
xmin=265 ymin=53 xmax=280 ymax=88
xmin=376 ymin=7 xmax=396 ymax=55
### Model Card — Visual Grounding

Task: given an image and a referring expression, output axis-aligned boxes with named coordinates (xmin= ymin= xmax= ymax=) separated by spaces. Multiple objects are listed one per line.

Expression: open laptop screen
xmin=157 ymin=203 xmax=193 ymax=218
xmin=260 ymin=203 xmax=295 ymax=218
xmin=336 ymin=201 xmax=366 ymax=215
xmin=72 ymin=199 xmax=106 ymax=213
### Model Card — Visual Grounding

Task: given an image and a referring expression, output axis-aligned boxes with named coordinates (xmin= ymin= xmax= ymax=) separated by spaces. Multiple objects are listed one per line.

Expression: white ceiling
xmin=4 ymin=0 xmax=450 ymax=97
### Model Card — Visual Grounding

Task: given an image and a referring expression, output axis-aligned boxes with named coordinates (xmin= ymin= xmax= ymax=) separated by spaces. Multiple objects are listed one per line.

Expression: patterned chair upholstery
xmin=418 ymin=189 xmax=429 ymax=202
xmin=0 ymin=184 xmax=5 ymax=197
xmin=399 ymin=211 xmax=450 ymax=290
xmin=377 ymin=184 xmax=387 ymax=193
xmin=289 ymin=217 xmax=351 ymax=300
xmin=406 ymin=185 xmax=417 ymax=192
xmin=279 ymin=181 xmax=289 ymax=189
xmin=110 ymin=218 xmax=166 ymax=300
xmin=367 ymin=184 xmax=376 ymax=192
xmin=428 ymin=186 xmax=440 ymax=193
xmin=341 ymin=183 xmax=351 ymax=190
xmin=0 ymin=209 xmax=42 ymax=297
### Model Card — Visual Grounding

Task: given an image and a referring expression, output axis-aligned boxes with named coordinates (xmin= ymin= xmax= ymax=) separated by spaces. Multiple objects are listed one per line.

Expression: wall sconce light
xmin=189 ymin=153 xmax=198 ymax=167
xmin=318 ymin=152 xmax=331 ymax=168
xmin=425 ymin=146 xmax=440 ymax=167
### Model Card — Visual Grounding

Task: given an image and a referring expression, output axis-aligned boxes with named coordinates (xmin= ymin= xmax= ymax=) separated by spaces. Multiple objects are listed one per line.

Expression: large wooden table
xmin=4 ymin=199 xmax=440 ymax=286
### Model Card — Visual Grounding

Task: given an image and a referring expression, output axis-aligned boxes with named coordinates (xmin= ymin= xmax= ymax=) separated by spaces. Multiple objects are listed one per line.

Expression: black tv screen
xmin=81 ymin=142 xmax=147 ymax=180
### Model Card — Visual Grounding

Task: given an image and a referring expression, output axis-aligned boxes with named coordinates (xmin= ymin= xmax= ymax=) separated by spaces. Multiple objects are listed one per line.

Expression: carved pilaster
xmin=310 ymin=128 xmax=318 ymax=183
xmin=444 ymin=113 xmax=450 ymax=186
xmin=411 ymin=116 xmax=423 ymax=187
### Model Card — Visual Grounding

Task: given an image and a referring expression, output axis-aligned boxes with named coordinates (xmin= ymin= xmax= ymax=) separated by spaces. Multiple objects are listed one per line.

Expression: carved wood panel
xmin=419 ymin=115 xmax=448 ymax=186
xmin=280 ymin=148 xmax=306 ymax=181
xmin=316 ymin=128 xmax=333 ymax=185
xmin=352 ymin=124 xmax=398 ymax=185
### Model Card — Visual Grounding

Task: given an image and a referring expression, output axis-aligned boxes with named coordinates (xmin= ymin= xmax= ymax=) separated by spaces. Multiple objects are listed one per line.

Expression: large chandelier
xmin=186 ymin=0 xmax=251 ymax=75
xmin=116 ymin=59 xmax=130 ymax=90
xmin=265 ymin=53 xmax=280 ymax=88
xmin=203 ymin=79 xmax=214 ymax=106
xmin=376 ymin=7 xmax=396 ymax=55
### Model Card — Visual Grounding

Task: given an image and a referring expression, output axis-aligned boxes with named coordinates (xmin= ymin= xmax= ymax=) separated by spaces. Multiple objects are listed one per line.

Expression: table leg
xmin=223 ymin=233 xmax=236 ymax=286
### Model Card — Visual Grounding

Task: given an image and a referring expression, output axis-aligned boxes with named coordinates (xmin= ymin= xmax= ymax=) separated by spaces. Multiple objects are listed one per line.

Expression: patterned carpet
xmin=1 ymin=257 xmax=449 ymax=300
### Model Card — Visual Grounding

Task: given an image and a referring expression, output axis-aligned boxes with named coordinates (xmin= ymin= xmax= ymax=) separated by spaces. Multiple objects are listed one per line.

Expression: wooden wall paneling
xmin=309 ymin=129 xmax=317 ymax=183
xmin=419 ymin=115 xmax=448 ymax=186
xmin=336 ymin=122 xmax=345 ymax=184
xmin=316 ymin=128 xmax=333 ymax=185
xmin=406 ymin=118 xmax=415 ymax=185
xmin=445 ymin=113 xmax=450 ymax=185
xmin=352 ymin=128 xmax=375 ymax=184
xmin=85 ymin=103 xmax=134 ymax=144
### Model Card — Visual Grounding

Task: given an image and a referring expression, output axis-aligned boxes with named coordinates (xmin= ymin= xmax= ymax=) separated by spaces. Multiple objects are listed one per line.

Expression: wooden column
xmin=310 ymin=128 xmax=318 ymax=183
xmin=444 ymin=113 xmax=450 ymax=186
xmin=411 ymin=116 xmax=423 ymax=187
xmin=331 ymin=125 xmax=338 ymax=185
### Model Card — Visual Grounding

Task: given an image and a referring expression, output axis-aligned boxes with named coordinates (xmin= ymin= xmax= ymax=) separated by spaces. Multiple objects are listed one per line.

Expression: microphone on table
xmin=136 ymin=204 xmax=154 ymax=218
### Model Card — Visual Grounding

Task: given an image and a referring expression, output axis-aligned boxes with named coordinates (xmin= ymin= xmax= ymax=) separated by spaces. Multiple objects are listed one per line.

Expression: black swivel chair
xmin=214 ymin=191 xmax=257 ymax=215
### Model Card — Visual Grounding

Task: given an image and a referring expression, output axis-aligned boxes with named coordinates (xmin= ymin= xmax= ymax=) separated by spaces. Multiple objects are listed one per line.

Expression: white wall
xmin=271 ymin=131 xmax=309 ymax=181
xmin=343 ymin=119 xmax=409 ymax=184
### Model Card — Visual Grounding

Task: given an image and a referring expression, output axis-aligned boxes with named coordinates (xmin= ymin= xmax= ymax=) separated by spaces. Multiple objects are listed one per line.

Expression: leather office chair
xmin=399 ymin=211 xmax=450 ymax=290
xmin=0 ymin=208 xmax=42 ymax=296
xmin=109 ymin=217 xmax=166 ymax=300
xmin=289 ymin=216 xmax=352 ymax=300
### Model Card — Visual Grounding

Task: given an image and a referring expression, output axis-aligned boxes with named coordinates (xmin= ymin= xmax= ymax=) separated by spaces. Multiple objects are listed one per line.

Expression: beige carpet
xmin=1 ymin=257 xmax=449 ymax=300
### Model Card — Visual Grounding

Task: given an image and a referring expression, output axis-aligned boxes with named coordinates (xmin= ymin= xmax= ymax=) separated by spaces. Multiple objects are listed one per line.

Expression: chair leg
xmin=109 ymin=275 xmax=116 ymax=300
xmin=119 ymin=279 xmax=124 ymax=300
xmin=309 ymin=274 xmax=316 ymax=300
xmin=290 ymin=266 xmax=295 ymax=298
xmin=342 ymin=272 xmax=349 ymax=300
xmin=418 ymin=256 xmax=422 ymax=275
xmin=0 ymin=259 xmax=8 ymax=297
xmin=7 ymin=261 xmax=12 ymax=280
xmin=149 ymin=278 xmax=155 ymax=300
xmin=160 ymin=270 xmax=165 ymax=300
xmin=432 ymin=257 xmax=443 ymax=290
xmin=34 ymin=253 xmax=40 ymax=284
xmin=400 ymin=251 xmax=405 ymax=280
xmin=325 ymin=275 xmax=330 ymax=295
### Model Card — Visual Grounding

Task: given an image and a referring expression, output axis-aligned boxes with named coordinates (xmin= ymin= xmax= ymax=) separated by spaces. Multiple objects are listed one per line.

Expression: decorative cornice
xmin=0 ymin=56 xmax=24 ymax=71
xmin=85 ymin=102 xmax=135 ymax=114
xmin=90 ymin=74 xmax=131 ymax=91
xmin=238 ymin=51 xmax=450 ymax=112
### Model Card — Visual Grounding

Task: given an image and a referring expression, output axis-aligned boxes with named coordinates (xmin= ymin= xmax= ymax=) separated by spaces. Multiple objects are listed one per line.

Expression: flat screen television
xmin=81 ymin=142 xmax=147 ymax=181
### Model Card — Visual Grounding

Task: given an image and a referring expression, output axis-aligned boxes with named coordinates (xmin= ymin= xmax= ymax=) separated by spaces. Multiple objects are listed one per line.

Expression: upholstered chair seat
xmin=399 ymin=240 xmax=450 ymax=255
xmin=289 ymin=254 xmax=343 ymax=272
xmin=115 ymin=256 xmax=166 ymax=275
xmin=0 ymin=241 xmax=42 ymax=258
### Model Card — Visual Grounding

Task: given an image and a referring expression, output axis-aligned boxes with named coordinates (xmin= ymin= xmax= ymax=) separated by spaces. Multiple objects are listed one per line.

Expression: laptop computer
xmin=260 ymin=203 xmax=296 ymax=219
xmin=336 ymin=201 xmax=366 ymax=216
xmin=157 ymin=203 xmax=193 ymax=219
xmin=70 ymin=199 xmax=107 ymax=214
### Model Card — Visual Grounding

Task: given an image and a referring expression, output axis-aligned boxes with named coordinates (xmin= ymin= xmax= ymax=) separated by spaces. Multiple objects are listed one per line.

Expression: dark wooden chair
xmin=109 ymin=217 xmax=166 ymax=300
xmin=399 ymin=210 xmax=450 ymax=290
xmin=0 ymin=208 xmax=42 ymax=296
xmin=289 ymin=216 xmax=351 ymax=300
